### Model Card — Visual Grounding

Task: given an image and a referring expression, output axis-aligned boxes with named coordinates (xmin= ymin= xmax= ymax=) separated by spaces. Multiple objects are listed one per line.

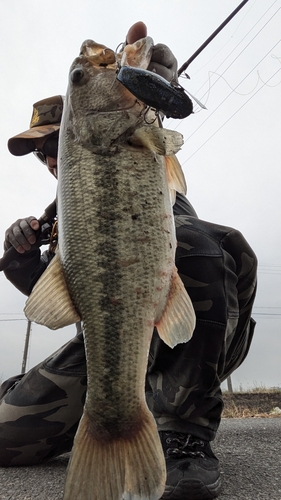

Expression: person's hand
xmin=4 ymin=217 xmax=40 ymax=253
xmin=126 ymin=21 xmax=178 ymax=82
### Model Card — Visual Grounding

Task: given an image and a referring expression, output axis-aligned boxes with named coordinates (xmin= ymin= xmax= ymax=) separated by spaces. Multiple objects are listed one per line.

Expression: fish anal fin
xmin=129 ymin=126 xmax=183 ymax=156
xmin=63 ymin=407 xmax=166 ymax=500
xmin=165 ymin=155 xmax=187 ymax=196
xmin=24 ymin=252 xmax=80 ymax=329
xmin=156 ymin=268 xmax=196 ymax=348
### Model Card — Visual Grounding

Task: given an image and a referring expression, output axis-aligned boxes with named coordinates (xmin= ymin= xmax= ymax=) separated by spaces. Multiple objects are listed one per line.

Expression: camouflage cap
xmin=8 ymin=95 xmax=64 ymax=156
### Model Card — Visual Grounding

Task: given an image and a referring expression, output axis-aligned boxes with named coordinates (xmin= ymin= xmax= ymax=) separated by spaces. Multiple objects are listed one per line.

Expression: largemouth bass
xmin=25 ymin=36 xmax=195 ymax=500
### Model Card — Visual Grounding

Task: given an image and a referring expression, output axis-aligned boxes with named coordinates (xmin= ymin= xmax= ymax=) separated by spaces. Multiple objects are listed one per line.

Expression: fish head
xmin=62 ymin=36 xmax=156 ymax=154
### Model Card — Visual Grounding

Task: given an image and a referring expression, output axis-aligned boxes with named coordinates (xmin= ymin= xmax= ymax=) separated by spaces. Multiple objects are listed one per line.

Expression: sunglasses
xmin=33 ymin=133 xmax=59 ymax=165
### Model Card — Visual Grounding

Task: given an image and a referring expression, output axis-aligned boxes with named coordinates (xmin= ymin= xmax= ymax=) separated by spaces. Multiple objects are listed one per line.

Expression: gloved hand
xmin=126 ymin=22 xmax=178 ymax=82
xmin=4 ymin=217 xmax=40 ymax=253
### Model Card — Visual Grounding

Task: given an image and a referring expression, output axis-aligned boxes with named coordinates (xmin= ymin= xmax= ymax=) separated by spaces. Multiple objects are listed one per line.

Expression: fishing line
xmin=256 ymin=55 xmax=281 ymax=87
xmin=181 ymin=37 xmax=281 ymax=146
xmin=206 ymin=70 xmax=260 ymax=96
xmin=189 ymin=0 xmax=260 ymax=80
xmin=169 ymin=3 xmax=281 ymax=132
xmin=196 ymin=4 xmax=281 ymax=103
xmin=181 ymin=65 xmax=281 ymax=167
xmin=203 ymin=53 xmax=281 ymax=102
xmin=230 ymin=0 xmax=259 ymax=35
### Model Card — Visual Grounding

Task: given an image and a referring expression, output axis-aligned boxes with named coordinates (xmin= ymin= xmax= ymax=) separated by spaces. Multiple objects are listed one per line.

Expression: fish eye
xmin=70 ymin=67 xmax=86 ymax=84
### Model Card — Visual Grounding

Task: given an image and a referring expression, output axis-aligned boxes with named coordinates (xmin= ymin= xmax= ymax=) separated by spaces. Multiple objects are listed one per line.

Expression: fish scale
xmin=59 ymin=143 xmax=175 ymax=430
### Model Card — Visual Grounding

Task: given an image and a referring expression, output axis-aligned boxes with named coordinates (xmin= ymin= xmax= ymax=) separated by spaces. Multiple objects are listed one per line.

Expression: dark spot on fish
xmin=132 ymin=214 xmax=139 ymax=220
xmin=109 ymin=297 xmax=122 ymax=306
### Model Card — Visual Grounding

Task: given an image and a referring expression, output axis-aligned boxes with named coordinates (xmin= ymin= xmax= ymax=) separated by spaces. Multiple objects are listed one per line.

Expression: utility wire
xmin=252 ymin=313 xmax=281 ymax=316
xmin=0 ymin=318 xmax=27 ymax=322
xmin=0 ymin=313 xmax=25 ymax=315
xmin=258 ymin=264 xmax=281 ymax=267
xmin=254 ymin=307 xmax=281 ymax=309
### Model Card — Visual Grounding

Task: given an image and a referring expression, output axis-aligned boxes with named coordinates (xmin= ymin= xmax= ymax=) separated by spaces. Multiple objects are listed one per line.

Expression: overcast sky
xmin=0 ymin=0 xmax=280 ymax=390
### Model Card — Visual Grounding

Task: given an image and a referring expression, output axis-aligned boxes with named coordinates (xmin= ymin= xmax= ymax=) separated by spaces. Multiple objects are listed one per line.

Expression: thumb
xmin=126 ymin=21 xmax=147 ymax=44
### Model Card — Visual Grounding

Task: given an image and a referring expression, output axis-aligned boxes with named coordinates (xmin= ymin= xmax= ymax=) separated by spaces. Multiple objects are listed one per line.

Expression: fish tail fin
xmin=63 ymin=408 xmax=166 ymax=500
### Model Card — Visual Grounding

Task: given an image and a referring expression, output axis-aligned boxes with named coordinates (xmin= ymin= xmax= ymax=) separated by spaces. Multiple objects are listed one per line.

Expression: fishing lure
xmin=117 ymin=66 xmax=193 ymax=119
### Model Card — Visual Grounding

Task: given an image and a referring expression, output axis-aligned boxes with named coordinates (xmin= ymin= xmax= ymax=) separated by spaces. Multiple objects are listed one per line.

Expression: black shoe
xmin=159 ymin=431 xmax=221 ymax=500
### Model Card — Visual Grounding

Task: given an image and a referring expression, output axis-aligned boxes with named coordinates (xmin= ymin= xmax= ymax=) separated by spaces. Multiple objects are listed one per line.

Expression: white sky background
xmin=0 ymin=0 xmax=280 ymax=390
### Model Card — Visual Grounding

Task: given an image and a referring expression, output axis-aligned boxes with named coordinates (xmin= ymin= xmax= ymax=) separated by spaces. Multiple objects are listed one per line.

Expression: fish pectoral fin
xmin=129 ymin=125 xmax=183 ymax=155
xmin=63 ymin=407 xmax=166 ymax=500
xmin=24 ymin=252 xmax=81 ymax=330
xmin=165 ymin=155 xmax=187 ymax=196
xmin=156 ymin=268 xmax=196 ymax=348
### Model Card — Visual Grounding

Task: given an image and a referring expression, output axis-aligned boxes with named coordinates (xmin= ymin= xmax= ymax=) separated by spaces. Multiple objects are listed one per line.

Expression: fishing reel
xmin=0 ymin=200 xmax=57 ymax=272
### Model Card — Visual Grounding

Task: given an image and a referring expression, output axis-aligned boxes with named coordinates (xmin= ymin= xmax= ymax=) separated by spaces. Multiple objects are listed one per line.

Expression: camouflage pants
xmin=0 ymin=215 xmax=257 ymax=466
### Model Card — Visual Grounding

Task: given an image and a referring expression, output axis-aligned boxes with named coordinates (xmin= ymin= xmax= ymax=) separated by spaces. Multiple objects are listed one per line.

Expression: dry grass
xmin=222 ymin=389 xmax=281 ymax=418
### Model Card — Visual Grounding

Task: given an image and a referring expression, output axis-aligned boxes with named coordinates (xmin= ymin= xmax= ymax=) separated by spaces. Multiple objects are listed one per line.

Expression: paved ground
xmin=0 ymin=418 xmax=280 ymax=499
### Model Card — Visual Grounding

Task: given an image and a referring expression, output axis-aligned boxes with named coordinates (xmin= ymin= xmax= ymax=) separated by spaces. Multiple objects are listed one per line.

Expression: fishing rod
xmin=118 ymin=0 xmax=251 ymax=119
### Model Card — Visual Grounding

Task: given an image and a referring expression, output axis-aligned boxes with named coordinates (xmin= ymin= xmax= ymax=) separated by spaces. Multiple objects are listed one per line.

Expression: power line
xmin=254 ymin=306 xmax=281 ymax=309
xmin=0 ymin=313 xmax=25 ymax=315
xmin=252 ymin=313 xmax=281 ymax=316
xmin=258 ymin=265 xmax=281 ymax=267
xmin=0 ymin=319 xmax=27 ymax=322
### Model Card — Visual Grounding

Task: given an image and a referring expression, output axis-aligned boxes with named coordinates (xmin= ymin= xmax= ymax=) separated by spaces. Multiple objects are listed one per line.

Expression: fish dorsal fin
xmin=129 ymin=125 xmax=183 ymax=156
xmin=24 ymin=251 xmax=81 ymax=330
xmin=165 ymin=155 xmax=187 ymax=196
xmin=155 ymin=268 xmax=196 ymax=348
